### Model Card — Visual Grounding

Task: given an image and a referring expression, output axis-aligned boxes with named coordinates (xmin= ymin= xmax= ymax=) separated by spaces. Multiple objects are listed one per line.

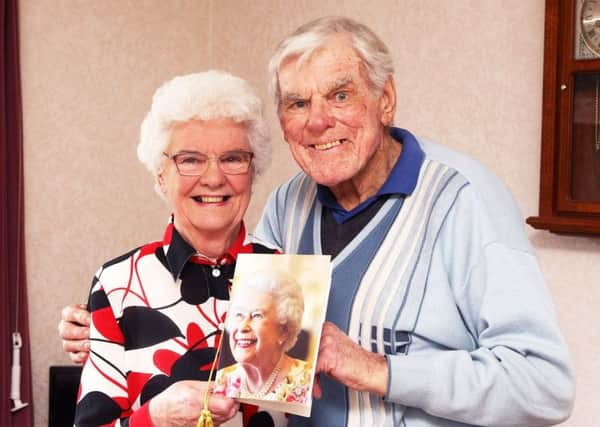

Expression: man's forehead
xmin=280 ymin=36 xmax=362 ymax=74
xmin=280 ymin=73 xmax=355 ymax=96
xmin=278 ymin=57 xmax=364 ymax=99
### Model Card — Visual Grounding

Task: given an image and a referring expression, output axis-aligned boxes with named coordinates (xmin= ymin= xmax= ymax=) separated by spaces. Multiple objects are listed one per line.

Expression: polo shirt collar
xmin=161 ymin=215 xmax=249 ymax=281
xmin=316 ymin=127 xmax=424 ymax=223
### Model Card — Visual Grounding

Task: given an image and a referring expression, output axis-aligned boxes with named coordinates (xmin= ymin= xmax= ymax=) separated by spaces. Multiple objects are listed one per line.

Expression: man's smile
xmin=312 ymin=138 xmax=347 ymax=150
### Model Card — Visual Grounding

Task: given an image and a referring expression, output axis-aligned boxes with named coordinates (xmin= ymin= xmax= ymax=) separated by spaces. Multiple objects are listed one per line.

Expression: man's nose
xmin=306 ymin=100 xmax=335 ymax=133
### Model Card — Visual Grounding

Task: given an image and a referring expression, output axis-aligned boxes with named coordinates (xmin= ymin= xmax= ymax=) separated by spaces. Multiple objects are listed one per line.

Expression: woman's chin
xmin=234 ymin=351 xmax=256 ymax=364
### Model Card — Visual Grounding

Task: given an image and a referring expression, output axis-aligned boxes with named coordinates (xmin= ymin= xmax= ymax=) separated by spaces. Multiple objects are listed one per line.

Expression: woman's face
xmin=158 ymin=118 xmax=253 ymax=248
xmin=228 ymin=288 xmax=287 ymax=368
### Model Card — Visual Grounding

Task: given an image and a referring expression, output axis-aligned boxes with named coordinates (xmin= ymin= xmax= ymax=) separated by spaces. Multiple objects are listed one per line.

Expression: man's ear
xmin=379 ymin=76 xmax=397 ymax=126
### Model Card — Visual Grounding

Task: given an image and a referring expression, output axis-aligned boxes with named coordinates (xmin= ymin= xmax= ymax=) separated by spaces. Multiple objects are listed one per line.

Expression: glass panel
xmin=571 ymin=72 xmax=600 ymax=201
xmin=576 ymin=0 xmax=600 ymax=60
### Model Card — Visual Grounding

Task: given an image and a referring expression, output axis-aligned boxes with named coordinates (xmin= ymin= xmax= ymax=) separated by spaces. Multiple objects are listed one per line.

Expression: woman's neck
xmin=242 ymin=354 xmax=285 ymax=395
xmin=174 ymin=221 xmax=240 ymax=259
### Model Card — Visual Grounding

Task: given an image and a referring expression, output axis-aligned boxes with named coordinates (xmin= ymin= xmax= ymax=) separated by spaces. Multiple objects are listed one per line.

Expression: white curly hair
xmin=268 ymin=16 xmax=394 ymax=110
xmin=137 ymin=70 xmax=271 ymax=195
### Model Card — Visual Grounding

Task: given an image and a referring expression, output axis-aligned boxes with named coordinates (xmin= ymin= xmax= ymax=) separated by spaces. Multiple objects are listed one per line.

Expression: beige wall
xmin=19 ymin=1 xmax=599 ymax=425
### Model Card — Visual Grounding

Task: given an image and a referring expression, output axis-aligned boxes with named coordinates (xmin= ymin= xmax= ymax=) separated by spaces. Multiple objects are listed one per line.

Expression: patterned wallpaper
xmin=19 ymin=1 xmax=599 ymax=425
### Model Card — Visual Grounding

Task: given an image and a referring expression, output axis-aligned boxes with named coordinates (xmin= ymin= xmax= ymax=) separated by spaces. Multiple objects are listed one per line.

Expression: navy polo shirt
xmin=317 ymin=127 xmax=425 ymax=224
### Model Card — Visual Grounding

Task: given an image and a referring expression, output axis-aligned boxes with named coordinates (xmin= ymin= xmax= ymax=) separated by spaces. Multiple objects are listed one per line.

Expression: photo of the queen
xmin=216 ymin=270 xmax=311 ymax=402
xmin=214 ymin=253 xmax=331 ymax=416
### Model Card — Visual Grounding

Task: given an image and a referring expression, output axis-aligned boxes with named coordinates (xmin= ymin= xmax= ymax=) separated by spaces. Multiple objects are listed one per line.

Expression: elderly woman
xmin=73 ymin=70 xmax=276 ymax=427
xmin=215 ymin=270 xmax=312 ymax=404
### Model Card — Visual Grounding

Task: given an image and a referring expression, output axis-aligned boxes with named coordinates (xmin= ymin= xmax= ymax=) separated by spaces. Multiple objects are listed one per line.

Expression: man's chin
xmin=310 ymin=172 xmax=353 ymax=189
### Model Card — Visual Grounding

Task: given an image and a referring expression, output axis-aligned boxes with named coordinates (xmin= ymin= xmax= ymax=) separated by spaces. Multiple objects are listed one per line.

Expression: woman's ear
xmin=279 ymin=326 xmax=290 ymax=346
xmin=157 ymin=170 xmax=167 ymax=193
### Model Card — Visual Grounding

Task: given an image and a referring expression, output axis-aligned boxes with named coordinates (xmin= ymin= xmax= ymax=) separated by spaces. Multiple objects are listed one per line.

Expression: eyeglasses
xmin=163 ymin=150 xmax=254 ymax=176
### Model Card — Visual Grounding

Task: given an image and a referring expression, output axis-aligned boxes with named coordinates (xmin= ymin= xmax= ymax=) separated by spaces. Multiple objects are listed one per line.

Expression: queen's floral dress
xmin=215 ymin=358 xmax=312 ymax=404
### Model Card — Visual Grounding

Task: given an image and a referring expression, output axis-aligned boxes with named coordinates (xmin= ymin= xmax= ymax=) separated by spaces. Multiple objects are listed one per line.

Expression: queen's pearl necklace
xmin=240 ymin=356 xmax=284 ymax=399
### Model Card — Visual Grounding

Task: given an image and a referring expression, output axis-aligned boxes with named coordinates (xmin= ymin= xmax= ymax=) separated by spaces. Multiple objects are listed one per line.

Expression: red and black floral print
xmin=74 ymin=216 xmax=276 ymax=426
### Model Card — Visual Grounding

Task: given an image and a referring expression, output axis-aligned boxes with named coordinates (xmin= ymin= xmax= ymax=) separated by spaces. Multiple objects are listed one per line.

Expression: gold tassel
xmin=196 ymin=408 xmax=214 ymax=427
xmin=197 ymin=324 xmax=225 ymax=427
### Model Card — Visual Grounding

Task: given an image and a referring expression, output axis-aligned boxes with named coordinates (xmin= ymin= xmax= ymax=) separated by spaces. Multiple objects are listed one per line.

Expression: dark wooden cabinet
xmin=527 ymin=0 xmax=600 ymax=234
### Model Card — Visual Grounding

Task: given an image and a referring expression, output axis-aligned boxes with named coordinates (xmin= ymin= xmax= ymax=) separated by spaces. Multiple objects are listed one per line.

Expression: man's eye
xmin=251 ymin=311 xmax=263 ymax=320
xmin=290 ymin=100 xmax=307 ymax=109
xmin=334 ymin=92 xmax=348 ymax=102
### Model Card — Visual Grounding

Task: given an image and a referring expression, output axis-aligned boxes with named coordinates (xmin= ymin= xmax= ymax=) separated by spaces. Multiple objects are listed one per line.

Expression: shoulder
xmin=217 ymin=363 xmax=242 ymax=378
xmin=276 ymin=358 xmax=312 ymax=403
xmin=268 ymin=172 xmax=317 ymax=205
xmin=287 ymin=358 xmax=312 ymax=382
xmin=93 ymin=240 xmax=162 ymax=288
xmin=215 ymin=364 xmax=243 ymax=397
xmin=248 ymin=240 xmax=280 ymax=254
xmin=417 ymin=138 xmax=531 ymax=250
xmin=419 ymin=138 xmax=512 ymax=202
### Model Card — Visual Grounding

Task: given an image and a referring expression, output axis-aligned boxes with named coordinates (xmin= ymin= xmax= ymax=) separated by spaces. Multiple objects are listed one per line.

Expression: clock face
xmin=581 ymin=0 xmax=600 ymax=56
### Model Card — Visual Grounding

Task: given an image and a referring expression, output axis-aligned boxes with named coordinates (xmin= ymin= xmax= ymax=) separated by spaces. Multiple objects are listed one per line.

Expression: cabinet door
xmin=527 ymin=0 xmax=600 ymax=234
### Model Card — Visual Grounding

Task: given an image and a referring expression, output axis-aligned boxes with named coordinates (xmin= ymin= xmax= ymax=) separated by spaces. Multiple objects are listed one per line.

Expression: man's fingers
xmin=69 ymin=351 xmax=88 ymax=365
xmin=208 ymin=394 xmax=239 ymax=423
xmin=58 ymin=319 xmax=90 ymax=340
xmin=61 ymin=336 xmax=90 ymax=353
xmin=313 ymin=374 xmax=322 ymax=399
xmin=61 ymin=304 xmax=91 ymax=326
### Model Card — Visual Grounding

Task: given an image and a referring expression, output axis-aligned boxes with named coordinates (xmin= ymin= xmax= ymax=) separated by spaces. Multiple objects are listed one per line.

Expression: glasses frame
xmin=162 ymin=150 xmax=254 ymax=176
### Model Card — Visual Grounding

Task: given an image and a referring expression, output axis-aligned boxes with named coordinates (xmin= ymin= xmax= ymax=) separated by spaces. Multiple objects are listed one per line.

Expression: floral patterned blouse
xmin=73 ymin=216 xmax=277 ymax=426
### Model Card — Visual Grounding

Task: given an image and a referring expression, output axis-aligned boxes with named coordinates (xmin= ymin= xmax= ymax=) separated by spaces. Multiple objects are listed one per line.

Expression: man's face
xmin=277 ymin=35 xmax=395 ymax=191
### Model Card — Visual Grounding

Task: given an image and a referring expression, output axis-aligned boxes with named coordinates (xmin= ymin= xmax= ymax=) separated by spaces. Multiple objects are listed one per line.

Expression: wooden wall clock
xmin=527 ymin=0 xmax=600 ymax=234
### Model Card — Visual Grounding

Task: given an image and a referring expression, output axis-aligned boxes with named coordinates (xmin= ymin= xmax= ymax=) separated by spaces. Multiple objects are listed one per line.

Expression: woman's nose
xmin=198 ymin=158 xmax=226 ymax=187
xmin=239 ymin=315 xmax=251 ymax=330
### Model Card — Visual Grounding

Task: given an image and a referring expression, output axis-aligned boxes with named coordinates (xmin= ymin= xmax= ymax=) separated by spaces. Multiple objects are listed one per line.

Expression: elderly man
xmin=61 ymin=16 xmax=574 ymax=427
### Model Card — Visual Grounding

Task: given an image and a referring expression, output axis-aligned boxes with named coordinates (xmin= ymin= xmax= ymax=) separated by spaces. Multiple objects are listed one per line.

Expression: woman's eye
xmin=222 ymin=154 xmax=243 ymax=164
xmin=178 ymin=155 xmax=202 ymax=165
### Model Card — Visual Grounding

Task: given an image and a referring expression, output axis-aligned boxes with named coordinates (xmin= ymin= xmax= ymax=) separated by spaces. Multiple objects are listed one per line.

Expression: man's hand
xmin=149 ymin=381 xmax=239 ymax=427
xmin=58 ymin=303 xmax=91 ymax=364
xmin=313 ymin=321 xmax=388 ymax=398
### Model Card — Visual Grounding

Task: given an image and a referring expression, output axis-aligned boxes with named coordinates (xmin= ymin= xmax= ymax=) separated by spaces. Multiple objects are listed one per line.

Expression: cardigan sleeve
xmin=384 ymin=184 xmax=575 ymax=426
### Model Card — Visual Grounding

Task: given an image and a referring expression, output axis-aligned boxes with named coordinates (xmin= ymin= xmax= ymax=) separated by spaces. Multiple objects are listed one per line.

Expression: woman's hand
xmin=58 ymin=303 xmax=91 ymax=364
xmin=149 ymin=381 xmax=239 ymax=427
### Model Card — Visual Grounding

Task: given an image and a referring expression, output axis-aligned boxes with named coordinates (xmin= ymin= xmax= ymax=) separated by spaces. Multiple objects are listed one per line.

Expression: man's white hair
xmin=268 ymin=16 xmax=394 ymax=109
xmin=138 ymin=70 xmax=271 ymax=194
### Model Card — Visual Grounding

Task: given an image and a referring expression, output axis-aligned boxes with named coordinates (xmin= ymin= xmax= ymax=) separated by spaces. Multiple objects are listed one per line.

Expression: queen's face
xmin=158 ymin=118 xmax=253 ymax=249
xmin=228 ymin=288 xmax=286 ymax=369
xmin=277 ymin=35 xmax=395 ymax=192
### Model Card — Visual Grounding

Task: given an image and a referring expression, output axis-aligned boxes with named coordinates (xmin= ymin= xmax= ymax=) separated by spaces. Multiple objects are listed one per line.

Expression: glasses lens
xmin=171 ymin=151 xmax=253 ymax=175
xmin=174 ymin=153 xmax=207 ymax=175
xmin=219 ymin=151 xmax=253 ymax=174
